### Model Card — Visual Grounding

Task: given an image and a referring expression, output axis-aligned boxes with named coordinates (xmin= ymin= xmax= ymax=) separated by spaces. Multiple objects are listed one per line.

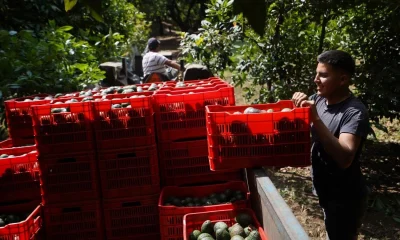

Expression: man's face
xmin=314 ymin=63 xmax=345 ymax=98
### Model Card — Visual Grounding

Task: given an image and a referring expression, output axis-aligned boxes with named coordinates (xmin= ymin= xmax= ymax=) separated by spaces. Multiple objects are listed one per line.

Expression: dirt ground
xmin=157 ymin=28 xmax=400 ymax=240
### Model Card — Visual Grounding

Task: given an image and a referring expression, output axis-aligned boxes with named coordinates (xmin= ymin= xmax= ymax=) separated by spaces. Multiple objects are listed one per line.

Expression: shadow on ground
xmin=268 ymin=140 xmax=400 ymax=240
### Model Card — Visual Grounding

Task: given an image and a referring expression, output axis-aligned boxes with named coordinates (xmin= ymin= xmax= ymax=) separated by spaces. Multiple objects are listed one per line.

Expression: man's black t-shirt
xmin=310 ymin=93 xmax=369 ymax=206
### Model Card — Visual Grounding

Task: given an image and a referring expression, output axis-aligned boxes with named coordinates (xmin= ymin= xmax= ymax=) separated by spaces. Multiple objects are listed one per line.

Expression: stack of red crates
xmin=4 ymin=94 xmax=52 ymax=146
xmin=0 ymin=140 xmax=43 ymax=239
xmin=153 ymin=78 xmax=243 ymax=188
xmin=153 ymin=78 xmax=244 ymax=240
xmin=31 ymin=101 xmax=103 ymax=240
xmin=205 ymin=100 xmax=311 ymax=170
xmin=92 ymin=91 xmax=161 ymax=240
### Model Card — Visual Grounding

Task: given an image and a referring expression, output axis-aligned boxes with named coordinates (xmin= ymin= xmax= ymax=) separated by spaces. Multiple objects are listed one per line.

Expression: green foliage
xmin=0 ymin=23 xmax=105 ymax=95
xmin=180 ymin=0 xmax=400 ymax=120
xmin=180 ymin=0 xmax=242 ymax=77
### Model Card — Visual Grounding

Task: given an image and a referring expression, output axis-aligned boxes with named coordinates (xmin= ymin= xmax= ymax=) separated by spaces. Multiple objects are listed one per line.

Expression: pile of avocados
xmin=0 ymin=213 xmax=30 ymax=227
xmin=164 ymin=189 xmax=245 ymax=207
xmin=189 ymin=212 xmax=261 ymax=240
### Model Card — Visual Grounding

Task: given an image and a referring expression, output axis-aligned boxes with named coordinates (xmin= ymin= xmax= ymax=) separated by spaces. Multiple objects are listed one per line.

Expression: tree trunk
xmin=318 ymin=11 xmax=329 ymax=54
xmin=157 ymin=16 xmax=164 ymax=36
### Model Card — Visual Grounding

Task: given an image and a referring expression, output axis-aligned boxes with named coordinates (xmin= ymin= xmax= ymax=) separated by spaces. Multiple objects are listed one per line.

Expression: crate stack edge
xmin=92 ymin=88 xmax=162 ymax=240
xmin=0 ymin=142 xmax=43 ymax=240
xmin=31 ymin=101 xmax=103 ymax=240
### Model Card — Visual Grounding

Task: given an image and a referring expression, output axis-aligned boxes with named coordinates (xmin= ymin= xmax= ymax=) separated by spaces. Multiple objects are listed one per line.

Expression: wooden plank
xmin=246 ymin=168 xmax=309 ymax=240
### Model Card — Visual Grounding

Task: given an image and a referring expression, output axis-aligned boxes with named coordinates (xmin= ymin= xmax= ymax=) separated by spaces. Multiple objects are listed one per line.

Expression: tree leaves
xmin=232 ymin=0 xmax=267 ymax=36
xmin=64 ymin=0 xmax=78 ymax=12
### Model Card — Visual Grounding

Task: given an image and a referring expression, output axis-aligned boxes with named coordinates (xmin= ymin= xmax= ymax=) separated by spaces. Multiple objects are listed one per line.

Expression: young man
xmin=142 ymin=37 xmax=182 ymax=81
xmin=292 ymin=50 xmax=370 ymax=240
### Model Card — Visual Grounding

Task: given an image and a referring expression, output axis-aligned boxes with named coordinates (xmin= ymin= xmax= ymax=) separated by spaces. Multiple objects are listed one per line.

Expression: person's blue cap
xmin=148 ymin=37 xmax=160 ymax=50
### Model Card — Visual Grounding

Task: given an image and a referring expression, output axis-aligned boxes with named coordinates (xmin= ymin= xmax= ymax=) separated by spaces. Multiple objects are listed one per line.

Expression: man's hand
xmin=300 ymin=100 xmax=320 ymax=122
xmin=292 ymin=92 xmax=308 ymax=107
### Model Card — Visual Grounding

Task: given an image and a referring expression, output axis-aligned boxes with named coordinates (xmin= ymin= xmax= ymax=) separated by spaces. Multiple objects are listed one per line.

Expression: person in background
xmin=142 ymin=37 xmax=182 ymax=81
xmin=292 ymin=50 xmax=370 ymax=240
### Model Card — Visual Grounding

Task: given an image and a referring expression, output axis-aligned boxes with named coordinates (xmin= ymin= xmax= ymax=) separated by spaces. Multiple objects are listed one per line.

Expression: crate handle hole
xmin=57 ymin=157 xmax=77 ymax=163
xmin=122 ymin=201 xmax=141 ymax=207
xmin=117 ymin=153 xmax=137 ymax=158
xmin=62 ymin=207 xmax=82 ymax=213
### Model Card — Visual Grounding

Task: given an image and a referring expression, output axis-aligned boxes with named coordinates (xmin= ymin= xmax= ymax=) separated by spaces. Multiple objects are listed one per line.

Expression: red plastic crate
xmin=153 ymin=87 xmax=235 ymax=142
xmin=103 ymin=195 xmax=160 ymax=240
xmin=92 ymin=97 xmax=156 ymax=150
xmin=158 ymin=79 xmax=230 ymax=93
xmin=0 ymin=201 xmax=42 ymax=240
xmin=0 ymin=139 xmax=36 ymax=151
xmin=63 ymin=83 xmax=164 ymax=98
xmin=158 ymin=181 xmax=249 ymax=239
xmin=206 ymin=100 xmax=311 ymax=170
xmin=98 ymin=145 xmax=160 ymax=199
xmin=38 ymin=152 xmax=99 ymax=205
xmin=44 ymin=200 xmax=103 ymax=240
xmin=161 ymin=77 xmax=223 ymax=87
xmin=158 ymin=139 xmax=242 ymax=186
xmin=0 ymin=151 xmax=40 ymax=204
xmin=31 ymin=102 xmax=94 ymax=154
xmin=183 ymin=208 xmax=268 ymax=240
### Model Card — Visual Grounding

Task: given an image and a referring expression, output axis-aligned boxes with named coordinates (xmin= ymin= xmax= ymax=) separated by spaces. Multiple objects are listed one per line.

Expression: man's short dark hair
xmin=148 ymin=37 xmax=160 ymax=51
xmin=317 ymin=50 xmax=355 ymax=77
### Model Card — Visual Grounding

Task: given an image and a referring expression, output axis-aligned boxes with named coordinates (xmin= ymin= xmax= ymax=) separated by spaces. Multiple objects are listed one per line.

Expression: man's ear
xmin=340 ymin=73 xmax=350 ymax=86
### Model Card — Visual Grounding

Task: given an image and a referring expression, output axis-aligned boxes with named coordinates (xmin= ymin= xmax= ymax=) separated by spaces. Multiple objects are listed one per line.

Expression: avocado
xmin=82 ymin=97 xmax=94 ymax=102
xmin=216 ymin=229 xmax=230 ymax=240
xmin=79 ymin=91 xmax=86 ymax=96
xmin=217 ymin=193 xmax=228 ymax=202
xmin=210 ymin=198 xmax=220 ymax=205
xmin=172 ymin=198 xmax=182 ymax=207
xmin=122 ymin=89 xmax=134 ymax=94
xmin=201 ymin=237 xmax=215 ymax=240
xmin=6 ymin=215 xmax=19 ymax=224
xmin=229 ymin=224 xmax=245 ymax=238
xmin=121 ymin=103 xmax=130 ymax=108
xmin=117 ymin=88 xmax=124 ymax=93
xmin=214 ymin=221 xmax=228 ymax=232
xmin=189 ymin=229 xmax=201 ymax=240
xmin=193 ymin=197 xmax=200 ymax=204
xmin=235 ymin=193 xmax=245 ymax=201
xmin=229 ymin=197 xmax=237 ymax=203
xmin=231 ymin=236 xmax=245 ymax=240
xmin=244 ymin=107 xmax=261 ymax=114
xmin=112 ymin=104 xmax=122 ymax=109
xmin=245 ymin=230 xmax=261 ymax=240
xmin=181 ymin=199 xmax=187 ymax=206
xmin=185 ymin=197 xmax=193 ymax=203
xmin=201 ymin=197 xmax=208 ymax=204
xmin=0 ymin=154 xmax=8 ymax=158
xmin=201 ymin=220 xmax=214 ymax=234
xmin=0 ymin=218 xmax=5 ymax=227
xmin=224 ymin=189 xmax=233 ymax=198
xmin=209 ymin=193 xmax=218 ymax=199
xmin=54 ymin=93 xmax=63 ymax=98
xmin=51 ymin=108 xmax=67 ymax=113
xmin=244 ymin=227 xmax=251 ymax=237
xmin=187 ymin=203 xmax=195 ymax=207
xmin=198 ymin=233 xmax=213 ymax=240
xmin=235 ymin=213 xmax=253 ymax=228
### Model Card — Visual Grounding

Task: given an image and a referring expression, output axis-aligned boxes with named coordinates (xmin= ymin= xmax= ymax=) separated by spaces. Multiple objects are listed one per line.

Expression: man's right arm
xmin=165 ymin=59 xmax=182 ymax=71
